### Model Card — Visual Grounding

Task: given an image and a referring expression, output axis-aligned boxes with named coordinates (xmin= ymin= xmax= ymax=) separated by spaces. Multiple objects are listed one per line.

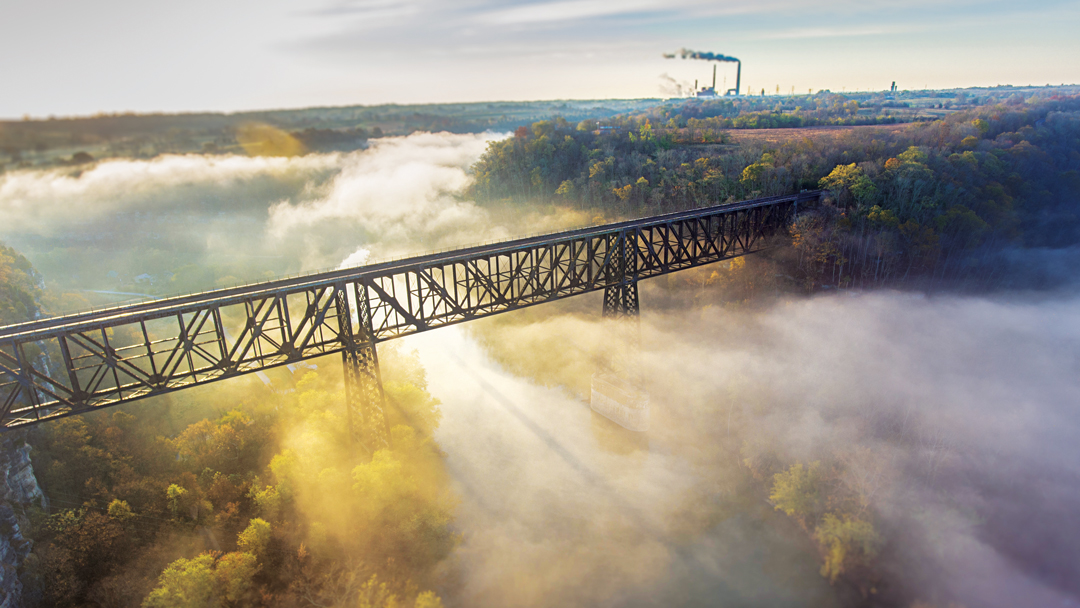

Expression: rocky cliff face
xmin=0 ymin=248 xmax=49 ymax=607
xmin=0 ymin=435 xmax=46 ymax=608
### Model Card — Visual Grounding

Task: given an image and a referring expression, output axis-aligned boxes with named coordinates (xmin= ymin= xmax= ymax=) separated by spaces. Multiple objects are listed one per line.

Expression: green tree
xmin=166 ymin=484 xmax=187 ymax=517
xmin=171 ymin=409 xmax=261 ymax=474
xmin=414 ymin=591 xmax=444 ymax=608
xmin=897 ymin=145 xmax=928 ymax=164
xmin=107 ymin=499 xmax=135 ymax=523
xmin=814 ymin=513 xmax=881 ymax=583
xmin=143 ymin=554 xmax=216 ymax=608
xmin=237 ymin=518 xmax=272 ymax=558
xmin=215 ymin=552 xmax=258 ymax=603
xmin=819 ymin=163 xmax=876 ymax=208
xmin=0 ymin=244 xmax=41 ymax=325
xmin=144 ymin=551 xmax=258 ymax=608
xmin=770 ymin=462 xmax=824 ymax=520
xmin=638 ymin=120 xmax=654 ymax=141
xmin=249 ymin=484 xmax=282 ymax=520
xmin=866 ymin=205 xmax=900 ymax=228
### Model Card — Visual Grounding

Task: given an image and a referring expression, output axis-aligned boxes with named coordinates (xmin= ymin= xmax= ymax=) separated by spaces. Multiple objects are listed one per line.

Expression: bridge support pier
xmin=336 ymin=288 xmax=391 ymax=455
xmin=602 ymin=229 xmax=640 ymax=320
xmin=602 ymin=231 xmax=642 ymax=373
xmin=342 ymin=344 xmax=391 ymax=454
xmin=602 ymin=282 xmax=639 ymax=319
xmin=601 ymin=281 xmax=640 ymax=376
xmin=591 ymin=232 xmax=650 ymax=431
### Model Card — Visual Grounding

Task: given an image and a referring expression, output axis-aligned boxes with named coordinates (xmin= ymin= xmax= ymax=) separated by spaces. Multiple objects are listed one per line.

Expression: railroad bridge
xmin=0 ymin=191 xmax=822 ymax=451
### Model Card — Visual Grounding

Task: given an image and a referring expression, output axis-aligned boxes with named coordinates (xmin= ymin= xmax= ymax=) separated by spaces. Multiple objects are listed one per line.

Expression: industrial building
xmin=666 ymin=48 xmax=742 ymax=97
xmin=693 ymin=62 xmax=742 ymax=97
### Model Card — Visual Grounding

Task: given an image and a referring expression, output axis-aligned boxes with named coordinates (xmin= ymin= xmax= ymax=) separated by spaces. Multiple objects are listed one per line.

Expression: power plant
xmin=664 ymin=48 xmax=741 ymax=96
xmin=666 ymin=49 xmax=901 ymax=98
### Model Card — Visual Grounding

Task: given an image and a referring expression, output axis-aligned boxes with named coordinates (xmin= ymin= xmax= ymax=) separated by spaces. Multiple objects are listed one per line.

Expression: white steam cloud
xmin=0 ymin=131 xmax=559 ymax=284
xmin=339 ymin=247 xmax=372 ymax=269
xmin=0 ymin=153 xmax=341 ymax=233
xmin=268 ymin=132 xmax=509 ymax=260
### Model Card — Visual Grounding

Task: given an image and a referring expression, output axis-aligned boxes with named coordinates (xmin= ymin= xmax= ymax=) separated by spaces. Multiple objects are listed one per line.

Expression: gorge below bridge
xmin=0 ymin=191 xmax=822 ymax=451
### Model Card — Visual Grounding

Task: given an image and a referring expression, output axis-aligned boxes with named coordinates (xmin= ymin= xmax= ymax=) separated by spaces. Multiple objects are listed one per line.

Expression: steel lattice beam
xmin=601 ymin=228 xmax=640 ymax=319
xmin=0 ymin=191 xmax=820 ymax=434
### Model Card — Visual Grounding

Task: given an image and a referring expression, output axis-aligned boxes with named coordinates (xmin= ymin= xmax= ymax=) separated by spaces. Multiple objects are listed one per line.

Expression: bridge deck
xmin=0 ymin=191 xmax=820 ymax=429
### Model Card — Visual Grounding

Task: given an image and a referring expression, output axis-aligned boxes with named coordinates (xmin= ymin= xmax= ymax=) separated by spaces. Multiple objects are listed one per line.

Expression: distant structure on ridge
xmin=664 ymin=48 xmax=741 ymax=96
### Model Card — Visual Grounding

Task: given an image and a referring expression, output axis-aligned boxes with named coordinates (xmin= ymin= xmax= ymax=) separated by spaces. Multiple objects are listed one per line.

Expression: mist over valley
xmin=1 ymin=11 xmax=1079 ymax=606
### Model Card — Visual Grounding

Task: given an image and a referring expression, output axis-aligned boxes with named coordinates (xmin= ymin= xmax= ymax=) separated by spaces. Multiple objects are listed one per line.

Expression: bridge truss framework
xmin=0 ymin=191 xmax=820 ymax=451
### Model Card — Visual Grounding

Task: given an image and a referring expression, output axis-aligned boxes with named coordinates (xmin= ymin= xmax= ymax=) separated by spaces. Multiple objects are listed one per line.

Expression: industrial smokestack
xmin=724 ymin=61 xmax=741 ymax=96
xmin=712 ymin=65 xmax=716 ymax=91
xmin=664 ymin=48 xmax=741 ymax=96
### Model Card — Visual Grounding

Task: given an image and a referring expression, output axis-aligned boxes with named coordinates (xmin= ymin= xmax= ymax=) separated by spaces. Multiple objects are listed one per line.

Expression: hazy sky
xmin=2 ymin=0 xmax=1078 ymax=117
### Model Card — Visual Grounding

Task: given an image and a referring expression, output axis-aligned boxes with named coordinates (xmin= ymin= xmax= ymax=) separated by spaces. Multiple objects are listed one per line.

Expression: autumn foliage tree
xmin=22 ymin=342 xmax=453 ymax=607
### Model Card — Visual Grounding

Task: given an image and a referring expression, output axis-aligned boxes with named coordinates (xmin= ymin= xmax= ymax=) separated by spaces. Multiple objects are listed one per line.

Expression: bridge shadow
xmin=448 ymin=356 xmax=658 ymax=533
xmin=590 ymin=409 xmax=650 ymax=455
xmin=440 ymin=348 xmax=769 ymax=606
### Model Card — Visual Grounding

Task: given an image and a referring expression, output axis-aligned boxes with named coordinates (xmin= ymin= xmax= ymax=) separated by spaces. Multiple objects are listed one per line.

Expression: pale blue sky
xmin=2 ymin=0 xmax=1078 ymax=117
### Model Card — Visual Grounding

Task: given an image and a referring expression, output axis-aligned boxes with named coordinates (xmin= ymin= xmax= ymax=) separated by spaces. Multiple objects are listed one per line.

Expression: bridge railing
xmin=0 ymin=191 xmax=821 ymax=429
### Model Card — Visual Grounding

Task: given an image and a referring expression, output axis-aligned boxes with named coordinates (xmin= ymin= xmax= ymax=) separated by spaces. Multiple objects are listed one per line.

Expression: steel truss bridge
xmin=0 ymin=191 xmax=821 ymax=451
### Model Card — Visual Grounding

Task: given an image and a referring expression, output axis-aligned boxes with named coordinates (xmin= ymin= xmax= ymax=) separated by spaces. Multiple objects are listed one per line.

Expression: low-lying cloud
xmin=8 ymin=122 xmax=1072 ymax=606
xmin=267 ymin=131 xmax=510 ymax=263
xmin=670 ymin=291 xmax=1080 ymax=606
xmin=0 ymin=153 xmax=340 ymax=233
xmin=0 ymin=131 xmax=593 ymax=290
xmin=405 ymin=283 xmax=1080 ymax=607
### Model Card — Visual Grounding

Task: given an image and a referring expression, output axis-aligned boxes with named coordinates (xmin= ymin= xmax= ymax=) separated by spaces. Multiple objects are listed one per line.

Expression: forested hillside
xmin=22 ymin=345 xmax=453 ymax=608
xmin=471 ymin=94 xmax=1080 ymax=289
xmin=0 ymin=245 xmax=42 ymax=326
xmin=461 ymin=95 xmax=1080 ymax=602
xmin=0 ymin=253 xmax=453 ymax=607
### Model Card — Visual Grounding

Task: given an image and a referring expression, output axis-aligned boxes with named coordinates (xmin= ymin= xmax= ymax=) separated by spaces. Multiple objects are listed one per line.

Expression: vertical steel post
xmin=602 ymin=230 xmax=640 ymax=319
xmin=335 ymin=285 xmax=391 ymax=455
xmin=601 ymin=231 xmax=641 ymax=378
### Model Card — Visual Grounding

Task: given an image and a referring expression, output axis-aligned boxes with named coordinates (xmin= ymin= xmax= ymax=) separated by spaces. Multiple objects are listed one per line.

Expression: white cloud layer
xmin=407 ymin=286 xmax=1080 ymax=606
xmin=0 ymin=132 xmax=527 ymax=273
xmin=267 ymin=131 xmax=510 ymax=260
xmin=0 ymin=153 xmax=340 ymax=234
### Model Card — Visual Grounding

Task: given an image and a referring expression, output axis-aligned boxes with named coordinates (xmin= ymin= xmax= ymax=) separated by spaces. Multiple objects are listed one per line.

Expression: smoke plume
xmin=658 ymin=73 xmax=693 ymax=98
xmin=664 ymin=48 xmax=740 ymax=63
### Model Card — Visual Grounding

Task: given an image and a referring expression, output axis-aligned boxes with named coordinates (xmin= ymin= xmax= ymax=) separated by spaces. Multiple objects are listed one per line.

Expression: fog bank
xmin=405 ymin=287 xmax=1080 ymax=607
xmin=406 ymin=322 xmax=836 ymax=607
xmin=0 ymin=131 xmax=596 ymax=299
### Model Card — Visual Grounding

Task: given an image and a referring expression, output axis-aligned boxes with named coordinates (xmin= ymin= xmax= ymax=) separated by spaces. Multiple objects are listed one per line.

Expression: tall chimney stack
xmin=712 ymin=65 xmax=717 ymax=91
